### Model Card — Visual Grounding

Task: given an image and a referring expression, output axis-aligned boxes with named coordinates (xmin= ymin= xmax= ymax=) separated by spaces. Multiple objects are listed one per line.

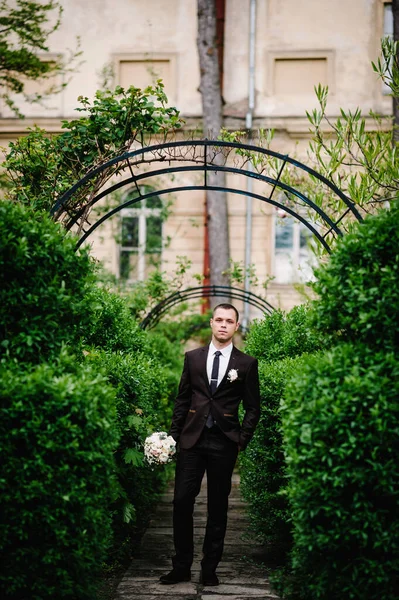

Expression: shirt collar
xmin=209 ymin=341 xmax=233 ymax=357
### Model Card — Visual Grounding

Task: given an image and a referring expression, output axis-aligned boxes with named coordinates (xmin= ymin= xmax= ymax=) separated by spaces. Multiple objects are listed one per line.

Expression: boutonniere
xmin=227 ymin=368 xmax=238 ymax=382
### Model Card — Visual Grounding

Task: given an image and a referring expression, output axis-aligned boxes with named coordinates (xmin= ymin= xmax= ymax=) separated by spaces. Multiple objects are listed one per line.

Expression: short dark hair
xmin=212 ymin=303 xmax=239 ymax=323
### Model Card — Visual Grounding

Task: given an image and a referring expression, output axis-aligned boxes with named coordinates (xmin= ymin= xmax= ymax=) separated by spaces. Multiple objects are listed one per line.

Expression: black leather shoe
xmin=200 ymin=571 xmax=219 ymax=586
xmin=159 ymin=569 xmax=191 ymax=584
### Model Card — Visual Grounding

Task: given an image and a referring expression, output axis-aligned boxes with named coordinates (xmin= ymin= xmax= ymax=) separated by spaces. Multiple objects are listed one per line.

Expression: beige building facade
xmin=0 ymin=0 xmax=393 ymax=319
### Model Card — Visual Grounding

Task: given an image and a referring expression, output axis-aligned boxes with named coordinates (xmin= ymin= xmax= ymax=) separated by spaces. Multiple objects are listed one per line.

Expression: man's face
xmin=210 ymin=308 xmax=239 ymax=345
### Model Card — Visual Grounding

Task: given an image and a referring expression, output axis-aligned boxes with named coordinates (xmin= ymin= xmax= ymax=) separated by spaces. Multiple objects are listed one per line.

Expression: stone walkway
xmin=114 ymin=472 xmax=280 ymax=600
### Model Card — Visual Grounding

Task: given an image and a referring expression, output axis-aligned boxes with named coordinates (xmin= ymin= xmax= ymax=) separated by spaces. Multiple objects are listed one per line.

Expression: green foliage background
xmin=310 ymin=201 xmax=399 ymax=352
xmin=0 ymin=200 xmax=182 ymax=598
xmin=281 ymin=344 xmax=399 ymax=600
xmin=263 ymin=202 xmax=399 ymax=600
xmin=240 ymin=306 xmax=326 ymax=557
xmin=0 ymin=201 xmax=95 ymax=364
xmin=240 ymin=192 xmax=399 ymax=599
xmin=0 ymin=355 xmax=119 ymax=600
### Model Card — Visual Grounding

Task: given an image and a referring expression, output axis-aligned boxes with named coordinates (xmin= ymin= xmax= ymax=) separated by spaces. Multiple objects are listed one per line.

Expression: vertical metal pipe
xmin=243 ymin=0 xmax=256 ymax=330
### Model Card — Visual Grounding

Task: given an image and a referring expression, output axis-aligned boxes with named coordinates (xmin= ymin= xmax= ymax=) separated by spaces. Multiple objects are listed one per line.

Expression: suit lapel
xmin=199 ymin=345 xmax=211 ymax=392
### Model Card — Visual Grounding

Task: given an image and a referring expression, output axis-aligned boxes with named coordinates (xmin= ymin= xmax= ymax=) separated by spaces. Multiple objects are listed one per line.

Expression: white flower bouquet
xmin=144 ymin=431 xmax=177 ymax=465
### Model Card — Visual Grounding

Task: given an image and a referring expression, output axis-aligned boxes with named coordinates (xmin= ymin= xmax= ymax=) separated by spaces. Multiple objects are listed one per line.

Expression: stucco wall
xmin=0 ymin=0 xmax=391 ymax=315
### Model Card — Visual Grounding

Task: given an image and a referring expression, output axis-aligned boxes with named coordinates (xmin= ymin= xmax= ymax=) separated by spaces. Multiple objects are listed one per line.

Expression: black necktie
xmin=206 ymin=350 xmax=222 ymax=428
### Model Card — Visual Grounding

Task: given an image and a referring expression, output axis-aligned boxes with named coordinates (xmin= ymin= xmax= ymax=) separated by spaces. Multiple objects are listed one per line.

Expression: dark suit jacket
xmin=169 ymin=344 xmax=261 ymax=450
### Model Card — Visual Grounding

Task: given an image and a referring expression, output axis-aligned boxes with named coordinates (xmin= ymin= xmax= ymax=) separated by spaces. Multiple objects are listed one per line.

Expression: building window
xmin=383 ymin=2 xmax=393 ymax=95
xmin=119 ymin=186 xmax=163 ymax=281
xmin=384 ymin=3 xmax=393 ymax=37
xmin=273 ymin=212 xmax=316 ymax=284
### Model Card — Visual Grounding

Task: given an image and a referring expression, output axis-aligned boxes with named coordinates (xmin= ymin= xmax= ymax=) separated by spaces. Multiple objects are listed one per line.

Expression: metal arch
xmin=50 ymin=139 xmax=360 ymax=218
xmin=68 ymin=162 xmax=342 ymax=246
xmin=140 ymin=285 xmax=275 ymax=331
xmin=49 ymin=139 xmax=363 ymax=254
xmin=75 ymin=183 xmax=331 ymax=252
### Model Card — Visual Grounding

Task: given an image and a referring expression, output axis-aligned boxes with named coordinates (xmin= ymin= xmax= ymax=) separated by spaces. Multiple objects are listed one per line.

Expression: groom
xmin=160 ymin=303 xmax=260 ymax=586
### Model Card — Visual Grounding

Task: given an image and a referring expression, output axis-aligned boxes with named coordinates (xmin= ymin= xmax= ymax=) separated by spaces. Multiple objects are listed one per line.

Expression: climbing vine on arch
xmin=2 ymin=81 xmax=183 ymax=218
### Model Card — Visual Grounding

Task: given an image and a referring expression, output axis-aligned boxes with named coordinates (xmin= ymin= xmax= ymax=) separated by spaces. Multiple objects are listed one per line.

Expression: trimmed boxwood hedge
xmin=281 ymin=344 xmax=399 ymax=600
xmin=0 ymin=200 xmax=95 ymax=365
xmin=240 ymin=306 xmax=326 ymax=555
xmin=276 ymin=202 xmax=399 ymax=598
xmin=82 ymin=286 xmax=148 ymax=354
xmin=311 ymin=201 xmax=399 ymax=351
xmin=80 ymin=286 xmax=181 ymax=558
xmin=244 ymin=305 xmax=326 ymax=363
xmin=0 ymin=200 xmax=181 ymax=594
xmin=85 ymin=349 xmax=172 ymax=553
xmin=0 ymin=354 xmax=119 ymax=600
xmin=240 ymin=355 xmax=305 ymax=554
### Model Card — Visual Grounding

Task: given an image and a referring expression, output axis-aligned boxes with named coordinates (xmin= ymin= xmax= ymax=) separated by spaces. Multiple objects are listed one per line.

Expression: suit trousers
xmin=172 ymin=426 xmax=239 ymax=573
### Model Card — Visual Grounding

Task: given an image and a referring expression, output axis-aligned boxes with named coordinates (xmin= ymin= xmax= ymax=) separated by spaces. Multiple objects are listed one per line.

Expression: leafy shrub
xmin=0 ymin=353 xmax=119 ymax=600
xmin=4 ymin=84 xmax=182 ymax=212
xmin=245 ymin=304 xmax=326 ymax=363
xmin=73 ymin=281 xmax=185 ymax=567
xmin=83 ymin=286 xmax=147 ymax=353
xmin=0 ymin=200 xmax=95 ymax=365
xmin=149 ymin=308 xmax=212 ymax=346
xmin=311 ymin=201 xmax=399 ymax=351
xmin=84 ymin=348 xmax=174 ymax=563
xmin=82 ymin=287 xmax=184 ymax=401
xmin=240 ymin=355 xmax=305 ymax=554
xmin=0 ymin=200 xmax=185 ymax=584
xmin=240 ymin=305 xmax=326 ymax=556
xmin=146 ymin=330 xmax=184 ymax=416
xmin=281 ymin=344 xmax=399 ymax=600
xmin=0 ymin=144 xmax=190 ymax=596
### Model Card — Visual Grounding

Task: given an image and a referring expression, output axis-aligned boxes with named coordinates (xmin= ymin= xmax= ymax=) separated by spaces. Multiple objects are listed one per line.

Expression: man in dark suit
xmin=160 ymin=303 xmax=260 ymax=587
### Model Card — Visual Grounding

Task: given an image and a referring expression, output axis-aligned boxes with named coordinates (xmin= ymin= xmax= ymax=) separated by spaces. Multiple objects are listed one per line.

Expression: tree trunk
xmin=392 ymin=0 xmax=399 ymax=142
xmin=197 ymin=0 xmax=230 ymax=293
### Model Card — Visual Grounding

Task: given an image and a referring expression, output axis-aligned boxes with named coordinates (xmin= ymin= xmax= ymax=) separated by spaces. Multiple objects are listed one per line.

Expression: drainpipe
xmin=242 ymin=0 xmax=256 ymax=330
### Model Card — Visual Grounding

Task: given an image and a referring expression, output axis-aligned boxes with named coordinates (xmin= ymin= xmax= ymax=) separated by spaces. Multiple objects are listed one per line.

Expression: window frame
xmin=119 ymin=186 xmax=164 ymax=282
xmin=382 ymin=2 xmax=393 ymax=96
xmin=272 ymin=210 xmax=317 ymax=285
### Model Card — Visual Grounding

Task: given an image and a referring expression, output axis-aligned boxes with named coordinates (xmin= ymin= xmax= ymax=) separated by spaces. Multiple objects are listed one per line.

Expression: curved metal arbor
xmin=49 ymin=139 xmax=363 ymax=254
xmin=140 ymin=285 xmax=275 ymax=331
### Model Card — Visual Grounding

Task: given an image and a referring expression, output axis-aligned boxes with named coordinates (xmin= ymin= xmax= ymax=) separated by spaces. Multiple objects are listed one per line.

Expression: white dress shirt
xmin=206 ymin=341 xmax=233 ymax=389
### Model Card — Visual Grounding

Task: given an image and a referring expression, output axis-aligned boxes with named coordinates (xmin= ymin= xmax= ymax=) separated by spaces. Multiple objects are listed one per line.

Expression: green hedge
xmin=276 ymin=203 xmax=399 ymax=598
xmin=86 ymin=349 xmax=171 ymax=526
xmin=0 ymin=354 xmax=119 ymax=600
xmin=244 ymin=305 xmax=325 ymax=363
xmin=0 ymin=200 xmax=183 ymax=591
xmin=240 ymin=356 xmax=304 ymax=554
xmin=0 ymin=201 xmax=95 ymax=365
xmin=81 ymin=286 xmax=181 ymax=431
xmin=311 ymin=202 xmax=399 ymax=351
xmin=82 ymin=287 xmax=147 ymax=354
xmin=80 ymin=289 xmax=182 ymax=565
xmin=281 ymin=344 xmax=399 ymax=600
xmin=240 ymin=306 xmax=326 ymax=556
